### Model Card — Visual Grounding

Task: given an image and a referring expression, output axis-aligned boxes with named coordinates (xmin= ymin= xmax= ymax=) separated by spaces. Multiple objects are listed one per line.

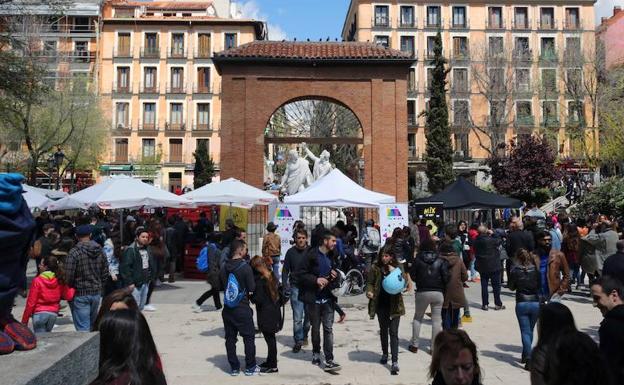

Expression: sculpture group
xmin=278 ymin=143 xmax=333 ymax=195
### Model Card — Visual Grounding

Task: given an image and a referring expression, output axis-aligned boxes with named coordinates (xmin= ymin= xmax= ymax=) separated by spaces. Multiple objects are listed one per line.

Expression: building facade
xmin=99 ymin=0 xmax=266 ymax=191
xmin=342 ymin=1 xmax=597 ymax=195
xmin=597 ymin=6 xmax=624 ymax=69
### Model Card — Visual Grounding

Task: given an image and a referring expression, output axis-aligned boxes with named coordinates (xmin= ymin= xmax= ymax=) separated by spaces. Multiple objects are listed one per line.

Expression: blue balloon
xmin=382 ymin=268 xmax=405 ymax=295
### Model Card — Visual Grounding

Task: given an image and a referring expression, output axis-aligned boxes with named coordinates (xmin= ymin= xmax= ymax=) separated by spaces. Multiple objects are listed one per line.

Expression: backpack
xmin=196 ymin=246 xmax=209 ymax=273
xmin=224 ymin=263 xmax=247 ymax=308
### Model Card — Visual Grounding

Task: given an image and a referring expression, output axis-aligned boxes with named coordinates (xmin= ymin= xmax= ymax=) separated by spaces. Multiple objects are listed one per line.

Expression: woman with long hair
xmin=93 ymin=287 xmax=139 ymax=331
xmin=508 ymin=248 xmax=541 ymax=368
xmin=429 ymin=329 xmax=482 ymax=385
xmin=90 ymin=309 xmax=166 ymax=385
xmin=530 ymin=302 xmax=577 ymax=385
xmin=561 ymin=224 xmax=581 ymax=290
xmin=250 ymin=255 xmax=281 ymax=374
xmin=366 ymin=245 xmax=408 ymax=375
xmin=144 ymin=233 xmax=169 ymax=312
xmin=22 ymin=255 xmax=75 ymax=333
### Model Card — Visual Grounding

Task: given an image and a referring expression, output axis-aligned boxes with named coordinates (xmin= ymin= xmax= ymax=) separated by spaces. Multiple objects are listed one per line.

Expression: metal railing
xmin=113 ymin=47 xmax=132 ymax=58
xmin=398 ymin=18 xmax=416 ymax=28
xmin=515 ymin=115 xmax=535 ymax=127
xmin=542 ymin=118 xmax=560 ymax=128
xmin=192 ymin=122 xmax=214 ymax=131
xmin=71 ymin=51 xmax=94 ymax=63
xmin=165 ymin=122 xmax=186 ymax=131
xmin=407 ymin=113 xmax=417 ymax=126
xmin=167 ymin=47 xmax=187 ymax=59
xmin=140 ymin=47 xmax=160 ymax=58
xmin=425 ymin=17 xmax=442 ymax=28
xmin=372 ymin=16 xmax=391 ymax=28
xmin=138 ymin=122 xmax=158 ymax=131
xmin=512 ymin=18 xmax=531 ymax=30
xmin=166 ymin=83 xmax=186 ymax=94
xmin=563 ymin=19 xmax=581 ymax=30
xmin=193 ymin=84 xmax=214 ymax=94
xmin=486 ymin=18 xmax=505 ymax=29
xmin=450 ymin=18 xmax=469 ymax=29
xmin=112 ymin=82 xmax=133 ymax=94
xmin=194 ymin=49 xmax=212 ymax=59
xmin=139 ymin=82 xmax=160 ymax=94
xmin=538 ymin=19 xmax=558 ymax=30
xmin=408 ymin=146 xmax=419 ymax=159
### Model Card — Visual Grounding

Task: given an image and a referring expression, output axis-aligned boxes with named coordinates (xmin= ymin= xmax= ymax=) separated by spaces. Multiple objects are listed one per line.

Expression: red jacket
xmin=22 ymin=271 xmax=75 ymax=324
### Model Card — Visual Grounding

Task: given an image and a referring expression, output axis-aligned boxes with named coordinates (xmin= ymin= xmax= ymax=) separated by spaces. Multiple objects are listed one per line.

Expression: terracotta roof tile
xmin=214 ymin=41 xmax=413 ymax=61
xmin=111 ymin=1 xmax=212 ymax=10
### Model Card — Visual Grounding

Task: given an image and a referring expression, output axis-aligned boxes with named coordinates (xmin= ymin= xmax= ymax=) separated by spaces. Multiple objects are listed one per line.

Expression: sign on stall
xmin=412 ymin=202 xmax=444 ymax=236
xmin=379 ymin=203 xmax=409 ymax=246
xmin=270 ymin=203 xmax=301 ymax=261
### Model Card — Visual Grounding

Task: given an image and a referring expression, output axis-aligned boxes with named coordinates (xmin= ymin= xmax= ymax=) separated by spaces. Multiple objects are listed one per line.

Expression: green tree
xmin=572 ymin=178 xmax=624 ymax=219
xmin=193 ymin=142 xmax=215 ymax=189
xmin=423 ymin=31 xmax=454 ymax=193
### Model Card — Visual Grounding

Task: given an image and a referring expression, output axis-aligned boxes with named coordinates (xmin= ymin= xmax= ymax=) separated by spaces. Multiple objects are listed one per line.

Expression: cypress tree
xmin=423 ymin=31 xmax=454 ymax=193
xmin=193 ymin=142 xmax=215 ymax=189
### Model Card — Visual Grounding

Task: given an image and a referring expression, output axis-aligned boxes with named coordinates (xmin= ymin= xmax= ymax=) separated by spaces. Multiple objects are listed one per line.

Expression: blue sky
xmin=241 ymin=0 xmax=624 ymax=41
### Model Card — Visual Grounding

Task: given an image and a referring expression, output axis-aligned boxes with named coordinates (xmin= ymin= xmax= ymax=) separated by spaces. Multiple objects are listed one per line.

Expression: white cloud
xmin=595 ymin=0 xmax=624 ymax=24
xmin=238 ymin=0 xmax=289 ymax=41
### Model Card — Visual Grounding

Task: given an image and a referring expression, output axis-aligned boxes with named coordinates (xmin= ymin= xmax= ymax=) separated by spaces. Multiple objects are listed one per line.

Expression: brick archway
xmin=214 ymin=41 xmax=414 ymax=201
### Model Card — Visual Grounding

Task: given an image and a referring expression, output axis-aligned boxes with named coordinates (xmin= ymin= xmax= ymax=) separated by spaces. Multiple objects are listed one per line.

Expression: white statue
xmin=302 ymin=143 xmax=333 ymax=181
xmin=264 ymin=156 xmax=275 ymax=184
xmin=280 ymin=149 xmax=313 ymax=195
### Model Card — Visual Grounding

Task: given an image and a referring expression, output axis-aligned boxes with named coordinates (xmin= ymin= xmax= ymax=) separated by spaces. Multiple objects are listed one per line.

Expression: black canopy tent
xmin=413 ymin=177 xmax=522 ymax=210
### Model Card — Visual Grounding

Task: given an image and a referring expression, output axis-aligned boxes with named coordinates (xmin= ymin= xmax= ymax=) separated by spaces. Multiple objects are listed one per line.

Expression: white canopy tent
xmin=284 ymin=169 xmax=395 ymax=208
xmin=183 ymin=178 xmax=277 ymax=206
xmin=22 ymin=184 xmax=68 ymax=200
xmin=47 ymin=176 xmax=190 ymax=210
xmin=22 ymin=187 xmax=51 ymax=210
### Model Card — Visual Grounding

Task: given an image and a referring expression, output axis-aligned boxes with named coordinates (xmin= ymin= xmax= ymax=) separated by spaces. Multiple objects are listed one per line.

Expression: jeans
xmin=290 ymin=286 xmax=310 ymax=344
xmin=70 ymin=294 xmax=101 ymax=332
xmin=262 ymin=332 xmax=278 ymax=368
xmin=132 ymin=283 xmax=149 ymax=310
xmin=469 ymin=260 xmax=477 ymax=279
xmin=515 ymin=301 xmax=540 ymax=360
xmin=32 ymin=311 xmax=57 ymax=333
xmin=569 ymin=263 xmax=580 ymax=285
xmin=480 ymin=270 xmax=503 ymax=307
xmin=377 ymin=306 xmax=400 ymax=363
xmin=222 ymin=305 xmax=256 ymax=371
xmin=442 ymin=305 xmax=460 ymax=330
xmin=197 ymin=288 xmax=222 ymax=308
xmin=411 ymin=291 xmax=444 ymax=349
xmin=306 ymin=301 xmax=335 ymax=361
xmin=271 ymin=256 xmax=281 ymax=280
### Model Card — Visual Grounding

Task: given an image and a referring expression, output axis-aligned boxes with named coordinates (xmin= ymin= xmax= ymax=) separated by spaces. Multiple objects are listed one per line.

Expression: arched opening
xmin=264 ymin=97 xmax=364 ymax=185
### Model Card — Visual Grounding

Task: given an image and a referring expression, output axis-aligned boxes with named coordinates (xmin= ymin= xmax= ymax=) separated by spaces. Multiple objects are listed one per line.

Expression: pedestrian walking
xmin=281 ymin=228 xmax=310 ymax=353
xmin=30 ymin=223 xmax=55 ymax=274
xmin=439 ymin=241 xmax=467 ymax=330
xmin=261 ymin=222 xmax=281 ymax=279
xmin=534 ymin=231 xmax=570 ymax=302
xmin=192 ymin=235 xmax=222 ymax=312
xmin=474 ymin=226 xmax=504 ymax=310
xmin=250 ymin=256 xmax=282 ymax=374
xmin=508 ymin=249 xmax=541 ymax=369
xmin=65 ymin=224 xmax=109 ymax=332
xmin=428 ymin=329 xmax=482 ymax=385
xmin=409 ymin=238 xmax=449 ymax=352
xmin=22 ymin=255 xmax=75 ymax=333
xmin=219 ymin=239 xmax=258 ymax=376
xmin=120 ymin=228 xmax=157 ymax=311
xmin=299 ymin=230 xmax=342 ymax=372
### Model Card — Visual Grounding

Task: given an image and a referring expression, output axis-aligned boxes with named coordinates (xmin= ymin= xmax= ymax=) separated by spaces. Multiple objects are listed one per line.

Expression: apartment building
xmin=597 ymin=6 xmax=624 ymax=69
xmin=342 ymin=1 xmax=596 ymax=192
xmin=99 ymin=0 xmax=266 ymax=191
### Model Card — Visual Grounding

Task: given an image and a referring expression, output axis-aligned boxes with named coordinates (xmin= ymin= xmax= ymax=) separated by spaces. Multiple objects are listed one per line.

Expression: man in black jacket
xmin=603 ymin=241 xmax=624 ymax=285
xmin=282 ymin=228 xmax=310 ymax=353
xmin=474 ymin=226 xmax=505 ymax=311
xmin=299 ymin=230 xmax=341 ymax=372
xmin=590 ymin=276 xmax=624 ymax=385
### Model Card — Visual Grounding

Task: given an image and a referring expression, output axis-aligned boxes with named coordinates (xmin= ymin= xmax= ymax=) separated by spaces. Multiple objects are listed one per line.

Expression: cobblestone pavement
xmin=14 ymin=264 xmax=602 ymax=385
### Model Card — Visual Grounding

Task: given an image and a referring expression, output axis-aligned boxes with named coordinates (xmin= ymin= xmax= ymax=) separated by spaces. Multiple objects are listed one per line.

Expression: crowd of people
xmin=0 ymin=171 xmax=622 ymax=384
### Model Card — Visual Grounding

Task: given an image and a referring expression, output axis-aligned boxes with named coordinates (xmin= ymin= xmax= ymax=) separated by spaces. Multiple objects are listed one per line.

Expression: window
xmin=452 ymin=68 xmax=468 ymax=92
xmin=142 ymin=139 xmax=156 ymax=160
xmin=542 ymin=69 xmax=557 ymax=93
xmin=170 ymin=67 xmax=184 ymax=92
xmin=114 ymin=139 xmax=128 ymax=163
xmin=115 ymin=102 xmax=129 ymax=128
xmin=488 ymin=7 xmax=503 ymax=28
xmin=568 ymin=101 xmax=583 ymax=124
xmin=427 ymin=36 xmax=437 ymax=58
xmin=540 ymin=7 xmax=555 ymax=29
xmin=197 ymin=33 xmax=211 ymax=57
xmin=408 ymin=134 xmax=416 ymax=157
xmin=170 ymin=33 xmax=184 ymax=57
xmin=400 ymin=36 xmax=415 ymax=57
xmin=400 ymin=6 xmax=415 ymax=27
xmin=408 ymin=68 xmax=416 ymax=91
xmin=374 ymin=5 xmax=389 ymax=27
xmin=73 ymin=17 xmax=90 ymax=31
xmin=453 ymin=100 xmax=469 ymax=125
xmin=490 ymin=101 xmax=505 ymax=123
xmin=43 ymin=40 xmax=56 ymax=55
xmin=197 ymin=139 xmax=210 ymax=154
xmin=426 ymin=6 xmax=441 ymax=27
xmin=454 ymin=132 xmax=469 ymax=155
xmin=74 ymin=41 xmax=89 ymax=62
xmin=169 ymin=103 xmax=183 ymax=129
xmin=224 ymin=33 xmax=237 ymax=49
xmin=143 ymin=67 xmax=157 ymax=91
xmin=566 ymin=68 xmax=582 ymax=95
xmin=453 ymin=37 xmax=468 ymax=58
xmin=514 ymin=37 xmax=530 ymax=59
xmin=514 ymin=7 xmax=529 ymax=29
xmin=452 ymin=6 xmax=467 ymax=28
xmin=117 ymin=33 xmax=131 ymax=56
xmin=72 ymin=72 xmax=88 ymax=92
xmin=540 ymin=37 xmax=556 ymax=60
xmin=196 ymin=103 xmax=211 ymax=129
xmin=542 ymin=101 xmax=558 ymax=125
xmin=426 ymin=68 xmax=433 ymax=88
xmin=142 ymin=103 xmax=156 ymax=129
xmin=144 ymin=33 xmax=159 ymax=56
xmin=516 ymin=69 xmax=530 ymax=92
xmin=489 ymin=68 xmax=505 ymax=92
xmin=565 ymin=37 xmax=581 ymax=59
xmin=516 ymin=101 xmax=533 ymax=119
xmin=116 ymin=67 xmax=129 ymax=91
xmin=374 ymin=35 xmax=389 ymax=48
xmin=565 ymin=8 xmax=580 ymax=29
xmin=197 ymin=67 xmax=211 ymax=92
xmin=489 ymin=36 xmax=504 ymax=56
xmin=169 ymin=139 xmax=183 ymax=163
xmin=407 ymin=100 xmax=416 ymax=125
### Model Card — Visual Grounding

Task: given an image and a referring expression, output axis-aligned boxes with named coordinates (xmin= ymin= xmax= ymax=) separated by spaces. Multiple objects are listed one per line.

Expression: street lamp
xmin=357 ymin=157 xmax=365 ymax=241
xmin=53 ymin=148 xmax=65 ymax=190
xmin=46 ymin=155 xmax=56 ymax=190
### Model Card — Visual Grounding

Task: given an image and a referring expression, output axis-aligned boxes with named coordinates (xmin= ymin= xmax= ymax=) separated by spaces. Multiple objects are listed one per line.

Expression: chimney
xmin=615 ymin=6 xmax=622 ymax=15
xmin=602 ymin=16 xmax=608 ymax=24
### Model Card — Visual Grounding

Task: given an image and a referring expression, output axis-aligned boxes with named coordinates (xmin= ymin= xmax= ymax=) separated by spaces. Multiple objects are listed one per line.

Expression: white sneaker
xmin=191 ymin=304 xmax=203 ymax=313
xmin=143 ymin=304 xmax=157 ymax=312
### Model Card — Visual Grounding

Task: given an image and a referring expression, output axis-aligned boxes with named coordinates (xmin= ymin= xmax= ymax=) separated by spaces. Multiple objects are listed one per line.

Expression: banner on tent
xmin=271 ymin=204 xmax=301 ymax=260
xmin=220 ymin=205 xmax=248 ymax=231
xmin=379 ymin=203 xmax=409 ymax=246
xmin=413 ymin=202 xmax=444 ymax=235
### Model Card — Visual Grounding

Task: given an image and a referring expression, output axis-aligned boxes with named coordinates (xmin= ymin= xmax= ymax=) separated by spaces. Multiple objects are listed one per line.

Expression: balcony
xmin=514 ymin=84 xmax=533 ymax=98
xmin=539 ymin=50 xmax=558 ymax=65
xmin=140 ymin=47 xmax=160 ymax=59
xmin=166 ymin=83 xmax=186 ymax=94
xmin=398 ymin=18 xmax=416 ymax=28
xmin=113 ymin=47 xmax=132 ymax=58
xmin=137 ymin=123 xmax=159 ymax=135
xmin=408 ymin=146 xmax=420 ymax=160
xmin=112 ymin=123 xmax=132 ymax=135
xmin=513 ymin=49 xmax=533 ymax=63
xmin=71 ymin=51 xmax=94 ymax=63
xmin=486 ymin=19 xmax=505 ymax=30
xmin=451 ymin=50 xmax=470 ymax=62
xmin=112 ymin=82 xmax=133 ymax=95
xmin=68 ymin=23 xmax=96 ymax=33
xmin=193 ymin=84 xmax=216 ymax=95
xmin=542 ymin=118 xmax=560 ymax=128
xmin=407 ymin=113 xmax=417 ymax=127
xmin=451 ymin=84 xmax=469 ymax=95
xmin=538 ymin=20 xmax=558 ymax=31
xmin=194 ymin=49 xmax=212 ymax=59
xmin=167 ymin=47 xmax=187 ymax=59
xmin=566 ymin=117 xmax=584 ymax=128
xmin=512 ymin=18 xmax=531 ymax=30
xmin=372 ymin=16 xmax=391 ymax=28
xmin=515 ymin=115 xmax=535 ymax=127
xmin=563 ymin=20 xmax=581 ymax=31
xmin=453 ymin=149 xmax=472 ymax=161
xmin=165 ymin=122 xmax=186 ymax=136
xmin=450 ymin=19 xmax=469 ymax=29
xmin=425 ymin=18 xmax=442 ymax=29
xmin=424 ymin=49 xmax=436 ymax=61
xmin=139 ymin=83 xmax=160 ymax=94
xmin=400 ymin=49 xmax=417 ymax=59
xmin=407 ymin=82 xmax=418 ymax=97
xmin=192 ymin=122 xmax=214 ymax=134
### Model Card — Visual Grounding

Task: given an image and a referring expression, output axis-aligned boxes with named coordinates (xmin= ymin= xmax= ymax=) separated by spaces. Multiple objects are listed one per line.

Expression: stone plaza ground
xmin=13 ymin=261 xmax=603 ymax=385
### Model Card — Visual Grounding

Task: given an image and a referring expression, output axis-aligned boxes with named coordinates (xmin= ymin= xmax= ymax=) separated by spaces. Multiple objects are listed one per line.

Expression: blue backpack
xmin=196 ymin=246 xmax=209 ymax=272
xmin=224 ymin=263 xmax=246 ymax=308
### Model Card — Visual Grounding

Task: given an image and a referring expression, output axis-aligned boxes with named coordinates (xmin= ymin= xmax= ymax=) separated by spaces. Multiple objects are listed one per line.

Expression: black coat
xmin=603 ymin=252 xmax=624 ymax=286
xmin=599 ymin=304 xmax=624 ymax=385
xmin=252 ymin=275 xmax=281 ymax=334
xmin=299 ymin=247 xmax=339 ymax=305
xmin=410 ymin=251 xmax=450 ymax=292
xmin=474 ymin=235 xmax=502 ymax=274
xmin=506 ymin=230 xmax=535 ymax=260
xmin=508 ymin=263 xmax=541 ymax=302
